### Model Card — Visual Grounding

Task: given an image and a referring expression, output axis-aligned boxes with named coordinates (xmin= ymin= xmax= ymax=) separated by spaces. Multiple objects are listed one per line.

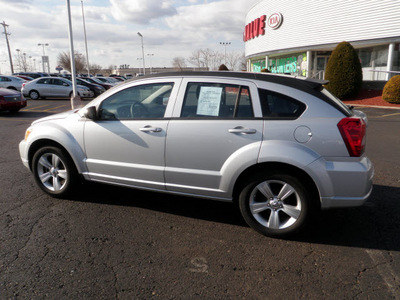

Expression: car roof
xmin=133 ymin=71 xmax=328 ymax=92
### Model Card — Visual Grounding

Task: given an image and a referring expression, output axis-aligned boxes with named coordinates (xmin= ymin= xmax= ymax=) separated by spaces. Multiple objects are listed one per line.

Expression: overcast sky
xmin=0 ymin=0 xmax=260 ymax=74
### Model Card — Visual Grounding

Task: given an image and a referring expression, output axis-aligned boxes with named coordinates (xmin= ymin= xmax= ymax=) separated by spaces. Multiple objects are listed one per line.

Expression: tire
xmin=238 ymin=172 xmax=315 ymax=237
xmin=29 ymin=90 xmax=40 ymax=100
xmin=7 ymin=86 xmax=17 ymax=91
xmin=32 ymin=146 xmax=78 ymax=198
xmin=9 ymin=108 xmax=21 ymax=113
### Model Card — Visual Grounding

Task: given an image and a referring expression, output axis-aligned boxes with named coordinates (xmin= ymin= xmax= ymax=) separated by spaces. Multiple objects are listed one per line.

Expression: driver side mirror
xmin=84 ymin=106 xmax=98 ymax=120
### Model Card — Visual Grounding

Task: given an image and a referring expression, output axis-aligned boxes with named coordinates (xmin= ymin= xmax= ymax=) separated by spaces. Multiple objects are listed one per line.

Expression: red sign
xmin=244 ymin=13 xmax=283 ymax=42
xmin=243 ymin=15 xmax=266 ymax=42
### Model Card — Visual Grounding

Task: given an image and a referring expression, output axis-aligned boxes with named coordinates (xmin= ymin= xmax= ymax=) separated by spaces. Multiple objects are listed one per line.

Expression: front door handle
xmin=140 ymin=125 xmax=162 ymax=133
xmin=228 ymin=126 xmax=257 ymax=134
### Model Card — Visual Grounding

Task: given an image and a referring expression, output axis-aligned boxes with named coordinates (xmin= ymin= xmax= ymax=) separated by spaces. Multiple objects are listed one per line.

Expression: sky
xmin=0 ymin=0 xmax=261 ymax=74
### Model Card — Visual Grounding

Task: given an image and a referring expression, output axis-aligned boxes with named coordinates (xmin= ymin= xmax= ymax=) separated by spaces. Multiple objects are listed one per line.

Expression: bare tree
xmin=172 ymin=57 xmax=187 ymax=71
xmin=188 ymin=49 xmax=204 ymax=69
xmin=57 ymin=51 xmax=86 ymax=74
xmin=226 ymin=52 xmax=243 ymax=71
xmin=89 ymin=64 xmax=103 ymax=76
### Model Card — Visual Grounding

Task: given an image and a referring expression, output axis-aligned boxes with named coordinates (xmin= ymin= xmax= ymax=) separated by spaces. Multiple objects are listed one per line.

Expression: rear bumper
xmin=306 ymin=156 xmax=374 ymax=209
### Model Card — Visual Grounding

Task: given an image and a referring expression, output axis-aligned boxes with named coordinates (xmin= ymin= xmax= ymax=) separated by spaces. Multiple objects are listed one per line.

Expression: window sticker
xmin=196 ymin=86 xmax=222 ymax=116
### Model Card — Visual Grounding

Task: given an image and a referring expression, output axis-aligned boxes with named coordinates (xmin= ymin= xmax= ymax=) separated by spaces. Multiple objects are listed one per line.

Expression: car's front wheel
xmin=32 ymin=146 xmax=78 ymax=198
xmin=238 ymin=172 xmax=315 ymax=237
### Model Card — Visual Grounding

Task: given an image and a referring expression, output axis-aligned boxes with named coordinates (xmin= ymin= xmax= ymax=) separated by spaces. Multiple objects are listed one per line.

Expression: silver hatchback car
xmin=19 ymin=72 xmax=373 ymax=237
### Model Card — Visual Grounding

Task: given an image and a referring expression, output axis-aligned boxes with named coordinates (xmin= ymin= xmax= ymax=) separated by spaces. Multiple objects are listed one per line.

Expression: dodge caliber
xmin=19 ymin=72 xmax=374 ymax=237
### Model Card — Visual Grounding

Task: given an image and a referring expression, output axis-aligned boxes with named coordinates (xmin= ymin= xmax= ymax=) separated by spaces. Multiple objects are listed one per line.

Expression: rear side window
xmin=181 ymin=82 xmax=253 ymax=118
xmin=258 ymin=89 xmax=306 ymax=119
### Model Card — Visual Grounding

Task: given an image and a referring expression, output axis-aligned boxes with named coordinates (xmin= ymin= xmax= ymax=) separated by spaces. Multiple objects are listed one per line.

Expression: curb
xmin=346 ymin=104 xmax=400 ymax=110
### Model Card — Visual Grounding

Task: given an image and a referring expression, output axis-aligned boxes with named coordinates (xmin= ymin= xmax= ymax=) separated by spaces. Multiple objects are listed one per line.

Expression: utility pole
xmin=1 ymin=21 xmax=14 ymax=74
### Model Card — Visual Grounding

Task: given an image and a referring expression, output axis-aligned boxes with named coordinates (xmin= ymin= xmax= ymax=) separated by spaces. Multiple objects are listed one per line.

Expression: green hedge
xmin=325 ymin=41 xmax=363 ymax=99
xmin=382 ymin=75 xmax=400 ymax=104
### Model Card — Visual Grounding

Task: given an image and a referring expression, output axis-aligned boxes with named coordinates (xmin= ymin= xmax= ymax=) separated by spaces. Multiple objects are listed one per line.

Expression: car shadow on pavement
xmin=0 ymin=111 xmax=54 ymax=119
xmin=71 ymin=183 xmax=399 ymax=251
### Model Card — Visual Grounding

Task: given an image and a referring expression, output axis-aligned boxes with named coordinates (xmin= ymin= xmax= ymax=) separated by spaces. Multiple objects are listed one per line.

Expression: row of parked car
xmin=0 ymin=72 xmax=129 ymax=113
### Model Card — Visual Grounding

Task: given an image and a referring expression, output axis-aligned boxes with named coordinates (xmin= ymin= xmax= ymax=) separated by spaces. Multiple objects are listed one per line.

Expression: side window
xmin=181 ymin=83 xmax=253 ymax=118
xmin=258 ymin=89 xmax=306 ymax=119
xmin=99 ymin=82 xmax=174 ymax=120
xmin=37 ymin=78 xmax=51 ymax=84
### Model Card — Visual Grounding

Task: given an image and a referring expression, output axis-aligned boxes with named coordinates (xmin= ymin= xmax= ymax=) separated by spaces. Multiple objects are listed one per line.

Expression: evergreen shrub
xmin=382 ymin=75 xmax=400 ymax=104
xmin=325 ymin=41 xmax=363 ymax=99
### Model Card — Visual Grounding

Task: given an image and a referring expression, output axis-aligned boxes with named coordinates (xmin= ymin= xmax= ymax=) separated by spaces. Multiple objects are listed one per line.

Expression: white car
xmin=0 ymin=75 xmax=26 ymax=91
xmin=21 ymin=77 xmax=93 ymax=100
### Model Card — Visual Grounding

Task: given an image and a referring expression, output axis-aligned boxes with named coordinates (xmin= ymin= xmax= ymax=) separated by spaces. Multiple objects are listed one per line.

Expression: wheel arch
xmin=233 ymin=162 xmax=321 ymax=210
xmin=27 ymin=139 xmax=86 ymax=178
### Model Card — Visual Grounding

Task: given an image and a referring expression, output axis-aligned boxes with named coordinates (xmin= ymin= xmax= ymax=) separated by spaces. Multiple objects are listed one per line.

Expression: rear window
xmin=320 ymin=88 xmax=353 ymax=115
xmin=181 ymin=82 xmax=253 ymax=118
xmin=258 ymin=89 xmax=306 ymax=119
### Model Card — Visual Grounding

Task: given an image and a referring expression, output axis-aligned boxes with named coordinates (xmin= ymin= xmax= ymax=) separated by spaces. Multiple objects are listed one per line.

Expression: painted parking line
xmin=378 ymin=112 xmax=400 ymax=118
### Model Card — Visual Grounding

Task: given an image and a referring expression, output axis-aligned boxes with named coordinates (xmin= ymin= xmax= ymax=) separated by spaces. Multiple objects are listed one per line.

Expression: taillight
xmin=337 ymin=117 xmax=366 ymax=157
xmin=22 ymin=83 xmax=26 ymax=88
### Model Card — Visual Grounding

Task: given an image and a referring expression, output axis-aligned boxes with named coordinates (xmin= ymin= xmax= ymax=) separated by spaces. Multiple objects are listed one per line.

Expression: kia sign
xmin=244 ymin=13 xmax=283 ymax=42
xmin=268 ymin=13 xmax=283 ymax=29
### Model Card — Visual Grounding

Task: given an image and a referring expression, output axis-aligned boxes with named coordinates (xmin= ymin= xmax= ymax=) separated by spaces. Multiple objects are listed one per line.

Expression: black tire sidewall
xmin=32 ymin=146 xmax=78 ymax=198
xmin=238 ymin=172 xmax=311 ymax=238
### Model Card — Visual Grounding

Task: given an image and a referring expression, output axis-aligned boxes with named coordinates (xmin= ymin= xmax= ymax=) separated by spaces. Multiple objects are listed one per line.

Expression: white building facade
xmin=244 ymin=0 xmax=400 ymax=81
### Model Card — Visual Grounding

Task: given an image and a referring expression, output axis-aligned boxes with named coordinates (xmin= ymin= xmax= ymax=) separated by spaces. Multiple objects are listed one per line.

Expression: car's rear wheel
xmin=32 ymin=146 xmax=78 ymax=198
xmin=29 ymin=90 xmax=40 ymax=100
xmin=238 ymin=172 xmax=314 ymax=237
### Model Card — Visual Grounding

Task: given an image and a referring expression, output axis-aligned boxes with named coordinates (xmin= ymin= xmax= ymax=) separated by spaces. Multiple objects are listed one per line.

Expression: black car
xmin=75 ymin=78 xmax=106 ymax=97
xmin=83 ymin=77 xmax=114 ymax=90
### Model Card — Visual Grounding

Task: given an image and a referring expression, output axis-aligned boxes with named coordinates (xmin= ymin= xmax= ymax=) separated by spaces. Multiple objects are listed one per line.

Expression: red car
xmin=0 ymin=88 xmax=27 ymax=113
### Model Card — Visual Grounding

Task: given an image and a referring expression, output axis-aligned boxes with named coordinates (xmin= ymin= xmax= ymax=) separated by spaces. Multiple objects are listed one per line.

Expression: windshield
xmin=321 ymin=88 xmax=353 ymax=115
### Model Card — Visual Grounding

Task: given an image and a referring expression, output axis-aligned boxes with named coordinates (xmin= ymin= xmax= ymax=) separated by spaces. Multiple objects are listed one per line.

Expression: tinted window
xmin=37 ymin=78 xmax=52 ymax=84
xmin=99 ymin=83 xmax=174 ymax=120
xmin=258 ymin=89 xmax=306 ymax=119
xmin=181 ymin=82 xmax=253 ymax=118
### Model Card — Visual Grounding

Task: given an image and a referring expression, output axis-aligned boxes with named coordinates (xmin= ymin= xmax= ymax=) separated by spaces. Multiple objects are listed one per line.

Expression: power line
xmin=1 ymin=21 xmax=14 ymax=74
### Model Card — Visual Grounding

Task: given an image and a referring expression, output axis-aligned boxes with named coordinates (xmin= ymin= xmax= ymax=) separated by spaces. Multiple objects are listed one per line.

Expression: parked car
xmin=84 ymin=77 xmax=114 ymax=90
xmin=13 ymin=72 xmax=49 ymax=79
xmin=0 ymin=88 xmax=27 ymax=113
xmin=76 ymin=78 xmax=106 ymax=97
xmin=19 ymin=71 xmax=373 ymax=237
xmin=15 ymin=75 xmax=34 ymax=81
xmin=96 ymin=76 xmax=119 ymax=85
xmin=0 ymin=75 xmax=26 ymax=91
xmin=21 ymin=77 xmax=93 ymax=100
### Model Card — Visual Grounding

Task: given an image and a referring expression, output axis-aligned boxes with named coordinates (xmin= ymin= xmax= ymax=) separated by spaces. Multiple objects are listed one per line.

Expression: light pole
xmin=1 ymin=21 xmax=14 ymax=74
xmin=66 ymin=0 xmax=82 ymax=109
xmin=137 ymin=32 xmax=145 ymax=75
xmin=219 ymin=41 xmax=231 ymax=65
xmin=16 ymin=49 xmax=21 ymax=72
xmin=147 ymin=53 xmax=154 ymax=74
xmin=137 ymin=57 xmax=143 ymax=74
xmin=38 ymin=43 xmax=49 ymax=73
xmin=81 ymin=0 xmax=90 ymax=76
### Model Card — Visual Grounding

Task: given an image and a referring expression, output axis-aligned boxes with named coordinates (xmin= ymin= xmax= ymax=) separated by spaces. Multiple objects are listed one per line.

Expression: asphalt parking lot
xmin=0 ymin=100 xmax=399 ymax=299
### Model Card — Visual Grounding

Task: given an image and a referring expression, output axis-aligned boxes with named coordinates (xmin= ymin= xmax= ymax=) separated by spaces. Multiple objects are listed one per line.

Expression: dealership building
xmin=244 ymin=0 xmax=400 ymax=82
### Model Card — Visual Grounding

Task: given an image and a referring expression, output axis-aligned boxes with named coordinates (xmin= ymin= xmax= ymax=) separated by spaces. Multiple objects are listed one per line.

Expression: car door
xmin=83 ymin=79 xmax=181 ymax=190
xmin=165 ymin=78 xmax=263 ymax=200
xmin=51 ymin=78 xmax=70 ymax=97
xmin=34 ymin=78 xmax=53 ymax=96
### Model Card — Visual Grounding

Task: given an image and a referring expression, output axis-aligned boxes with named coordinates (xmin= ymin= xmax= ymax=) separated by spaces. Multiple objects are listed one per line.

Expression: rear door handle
xmin=140 ymin=125 xmax=162 ymax=133
xmin=228 ymin=127 xmax=257 ymax=134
